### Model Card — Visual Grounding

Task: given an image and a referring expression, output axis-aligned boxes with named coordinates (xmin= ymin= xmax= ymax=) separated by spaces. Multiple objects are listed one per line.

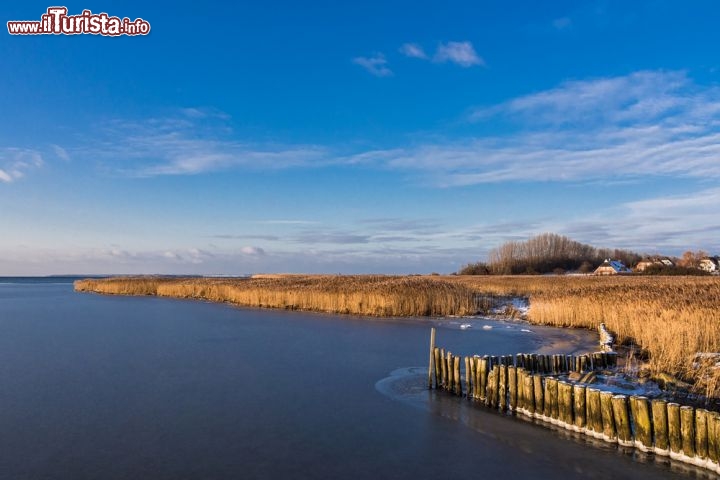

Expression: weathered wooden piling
xmin=680 ymin=405 xmax=696 ymax=458
xmin=668 ymin=403 xmax=682 ymax=457
xmin=440 ymin=348 xmax=447 ymax=389
xmin=444 ymin=353 xmax=451 ymax=392
xmin=631 ymin=396 xmax=652 ymax=451
xmin=428 ymin=328 xmax=436 ymax=389
xmin=545 ymin=377 xmax=559 ymax=420
xmin=479 ymin=357 xmax=489 ymax=401
xmin=600 ymin=391 xmax=617 ymax=441
xmin=471 ymin=357 xmax=479 ymax=399
xmin=558 ymin=381 xmax=574 ymax=426
xmin=587 ymin=388 xmax=603 ymax=436
xmin=573 ymin=384 xmax=586 ymax=430
xmin=453 ymin=355 xmax=462 ymax=396
xmin=433 ymin=348 xmax=442 ymax=389
xmin=612 ymin=395 xmax=632 ymax=446
xmin=695 ymin=408 xmax=709 ymax=461
xmin=508 ymin=366 xmax=518 ymax=411
xmin=523 ymin=374 xmax=535 ymax=415
xmin=499 ymin=364 xmax=508 ymax=411
xmin=651 ymin=399 xmax=669 ymax=454
xmin=533 ymin=375 xmax=544 ymax=415
xmin=464 ymin=356 xmax=472 ymax=399
xmin=708 ymin=411 xmax=720 ymax=464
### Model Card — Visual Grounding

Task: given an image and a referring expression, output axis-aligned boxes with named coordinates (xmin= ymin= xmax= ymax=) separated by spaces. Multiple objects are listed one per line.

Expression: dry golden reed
xmin=74 ymin=275 xmax=478 ymax=317
xmin=448 ymin=275 xmax=720 ymax=395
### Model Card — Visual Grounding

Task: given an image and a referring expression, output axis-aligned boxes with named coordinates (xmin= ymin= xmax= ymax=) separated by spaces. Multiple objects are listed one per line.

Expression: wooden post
xmin=433 ymin=348 xmax=442 ymax=389
xmin=453 ymin=356 xmax=462 ymax=396
xmin=428 ymin=328 xmax=436 ymax=389
xmin=492 ymin=364 xmax=500 ymax=408
xmin=465 ymin=356 xmax=472 ymax=399
xmin=651 ymin=399 xmax=669 ymax=454
xmin=479 ymin=357 xmax=488 ymax=402
xmin=446 ymin=351 xmax=453 ymax=392
xmin=530 ymin=354 xmax=538 ymax=373
xmin=508 ymin=366 xmax=517 ymax=412
xmin=547 ymin=377 xmax=559 ymax=420
xmin=558 ymin=381 xmax=574 ymax=426
xmin=695 ymin=408 xmax=709 ymax=461
xmin=440 ymin=348 xmax=448 ymax=388
xmin=680 ymin=405 xmax=696 ymax=458
xmin=707 ymin=412 xmax=720 ymax=463
xmin=600 ymin=391 xmax=617 ymax=442
xmin=612 ymin=395 xmax=632 ymax=446
xmin=523 ymin=374 xmax=535 ymax=415
xmin=573 ymin=384 xmax=586 ymax=431
xmin=667 ymin=403 xmax=682 ymax=457
xmin=543 ymin=376 xmax=552 ymax=418
xmin=533 ymin=375 xmax=544 ymax=416
xmin=587 ymin=388 xmax=602 ymax=435
xmin=499 ymin=364 xmax=508 ymax=411
xmin=471 ymin=357 xmax=479 ymax=400
xmin=632 ymin=396 xmax=653 ymax=451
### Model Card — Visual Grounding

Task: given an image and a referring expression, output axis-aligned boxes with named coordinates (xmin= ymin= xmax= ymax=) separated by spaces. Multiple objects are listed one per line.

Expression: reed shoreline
xmin=75 ymin=274 xmax=720 ymax=396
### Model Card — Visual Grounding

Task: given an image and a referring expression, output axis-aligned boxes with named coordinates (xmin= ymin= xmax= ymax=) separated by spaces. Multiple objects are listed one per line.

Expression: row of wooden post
xmin=431 ymin=349 xmax=617 ymax=392
xmin=428 ymin=339 xmax=720 ymax=472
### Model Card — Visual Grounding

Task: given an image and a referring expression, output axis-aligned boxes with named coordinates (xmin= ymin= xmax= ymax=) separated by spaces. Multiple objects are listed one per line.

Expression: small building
xmin=594 ymin=259 xmax=632 ymax=275
xmin=699 ymin=257 xmax=720 ymax=273
xmin=635 ymin=257 xmax=674 ymax=272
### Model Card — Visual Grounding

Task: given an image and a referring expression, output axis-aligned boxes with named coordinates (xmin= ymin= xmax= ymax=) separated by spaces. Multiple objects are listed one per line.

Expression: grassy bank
xmin=75 ymin=274 xmax=720 ymax=396
xmin=74 ymin=275 xmax=480 ymax=317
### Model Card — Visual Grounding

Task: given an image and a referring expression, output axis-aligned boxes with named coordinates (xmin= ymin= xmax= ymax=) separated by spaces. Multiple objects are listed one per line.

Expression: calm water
xmin=0 ymin=279 xmax=708 ymax=479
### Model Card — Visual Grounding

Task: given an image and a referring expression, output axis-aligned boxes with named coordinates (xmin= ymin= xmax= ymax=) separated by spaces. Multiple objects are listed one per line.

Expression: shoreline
xmin=75 ymin=274 xmax=720 ymax=396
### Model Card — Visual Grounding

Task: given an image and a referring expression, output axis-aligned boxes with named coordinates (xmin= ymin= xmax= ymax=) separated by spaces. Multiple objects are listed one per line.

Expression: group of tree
xmin=458 ymin=233 xmax=642 ymax=275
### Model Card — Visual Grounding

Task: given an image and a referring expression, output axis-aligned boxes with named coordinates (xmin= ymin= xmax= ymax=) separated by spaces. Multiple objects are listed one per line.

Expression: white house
xmin=594 ymin=259 xmax=632 ymax=275
xmin=699 ymin=257 xmax=720 ymax=273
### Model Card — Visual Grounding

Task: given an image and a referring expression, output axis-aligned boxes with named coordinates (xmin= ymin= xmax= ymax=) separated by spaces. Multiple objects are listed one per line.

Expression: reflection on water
xmin=0 ymin=280 xmax=712 ymax=479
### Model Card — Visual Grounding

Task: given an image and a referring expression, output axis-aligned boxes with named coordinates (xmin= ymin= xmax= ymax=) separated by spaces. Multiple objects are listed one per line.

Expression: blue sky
xmin=2 ymin=1 xmax=720 ymax=275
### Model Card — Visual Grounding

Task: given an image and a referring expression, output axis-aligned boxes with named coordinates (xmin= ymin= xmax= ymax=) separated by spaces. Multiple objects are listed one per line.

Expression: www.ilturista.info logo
xmin=7 ymin=7 xmax=150 ymax=36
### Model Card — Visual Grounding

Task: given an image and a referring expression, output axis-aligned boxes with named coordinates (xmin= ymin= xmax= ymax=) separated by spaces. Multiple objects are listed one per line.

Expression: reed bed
xmin=447 ymin=275 xmax=720 ymax=396
xmin=74 ymin=275 xmax=479 ymax=317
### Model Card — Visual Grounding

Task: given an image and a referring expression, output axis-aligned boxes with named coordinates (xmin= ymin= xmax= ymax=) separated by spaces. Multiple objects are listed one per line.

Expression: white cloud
xmin=0 ymin=148 xmax=43 ymax=183
xmin=51 ymin=144 xmax=70 ymax=161
xmin=433 ymin=41 xmax=485 ymax=67
xmin=241 ymin=246 xmax=266 ymax=256
xmin=399 ymin=43 xmax=428 ymax=59
xmin=353 ymin=53 xmax=393 ymax=77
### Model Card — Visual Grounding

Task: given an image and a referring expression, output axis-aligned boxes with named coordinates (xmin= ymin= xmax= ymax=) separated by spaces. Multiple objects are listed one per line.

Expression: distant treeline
xmin=459 ymin=233 xmax=642 ymax=275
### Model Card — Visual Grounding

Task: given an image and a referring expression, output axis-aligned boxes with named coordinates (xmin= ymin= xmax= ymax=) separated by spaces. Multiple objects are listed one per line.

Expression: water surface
xmin=0 ymin=279 xmax=708 ymax=479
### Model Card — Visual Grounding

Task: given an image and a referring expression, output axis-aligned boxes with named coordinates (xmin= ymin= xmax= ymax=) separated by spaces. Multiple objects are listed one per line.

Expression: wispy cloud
xmin=433 ymin=41 xmax=485 ymax=67
xmin=0 ymin=148 xmax=43 ymax=183
xmin=76 ymin=114 xmax=330 ymax=177
xmin=353 ymin=54 xmax=393 ymax=77
xmin=348 ymin=70 xmax=720 ymax=185
xmin=399 ymin=43 xmax=428 ymax=59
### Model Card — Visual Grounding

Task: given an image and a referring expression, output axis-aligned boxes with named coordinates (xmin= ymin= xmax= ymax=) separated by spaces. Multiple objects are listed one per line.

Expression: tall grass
xmin=74 ymin=275 xmax=479 ymax=317
xmin=449 ymin=275 xmax=720 ymax=396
